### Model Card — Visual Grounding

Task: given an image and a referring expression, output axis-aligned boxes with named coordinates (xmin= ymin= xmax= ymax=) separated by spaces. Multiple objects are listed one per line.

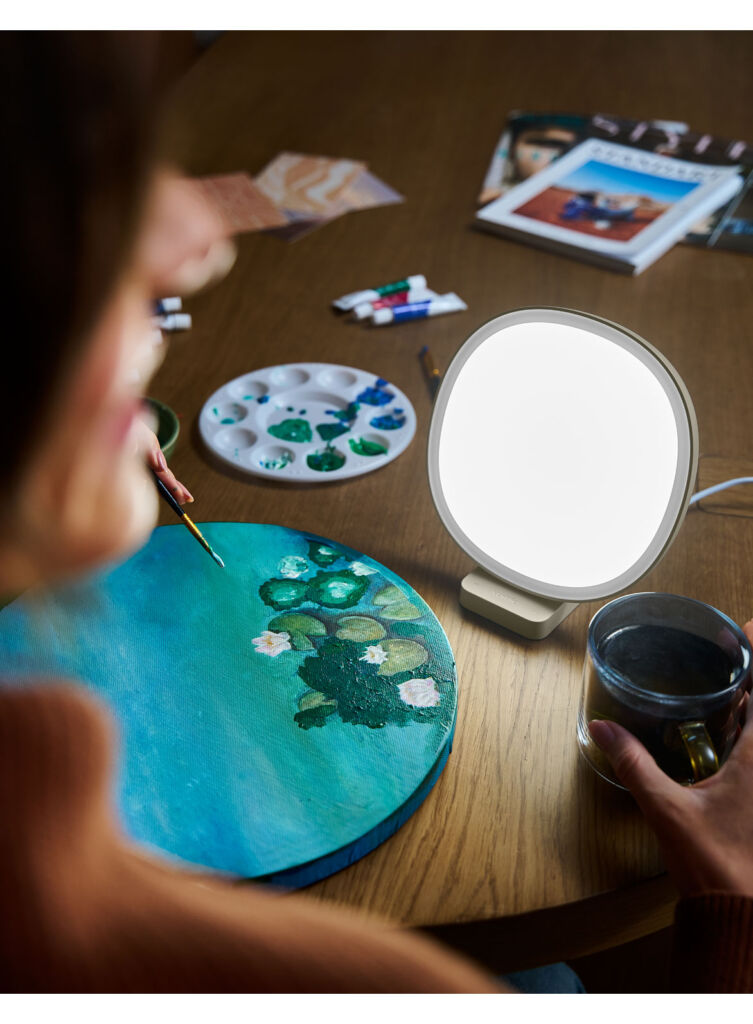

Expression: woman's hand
xmin=134 ymin=417 xmax=193 ymax=505
xmin=589 ymin=620 xmax=753 ymax=899
xmin=139 ymin=170 xmax=237 ymax=297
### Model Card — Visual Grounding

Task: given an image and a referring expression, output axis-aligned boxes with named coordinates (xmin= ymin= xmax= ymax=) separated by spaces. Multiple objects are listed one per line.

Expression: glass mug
xmin=577 ymin=593 xmax=752 ymax=788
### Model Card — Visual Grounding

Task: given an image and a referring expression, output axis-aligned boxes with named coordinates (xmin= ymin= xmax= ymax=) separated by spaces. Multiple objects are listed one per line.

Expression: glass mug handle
xmin=677 ymin=721 xmax=719 ymax=782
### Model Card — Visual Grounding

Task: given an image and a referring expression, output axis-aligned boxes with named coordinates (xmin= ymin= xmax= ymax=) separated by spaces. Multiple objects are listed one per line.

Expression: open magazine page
xmin=477 ymin=139 xmax=742 ymax=263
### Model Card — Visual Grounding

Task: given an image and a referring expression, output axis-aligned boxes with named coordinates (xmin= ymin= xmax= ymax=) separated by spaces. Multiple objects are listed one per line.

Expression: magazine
xmin=477 ymin=111 xmax=590 ymax=205
xmin=479 ymin=111 xmax=753 ymax=254
xmin=475 ymin=138 xmax=743 ymax=274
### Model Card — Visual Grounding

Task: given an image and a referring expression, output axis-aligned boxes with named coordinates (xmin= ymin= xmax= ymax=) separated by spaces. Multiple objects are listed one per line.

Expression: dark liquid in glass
xmin=583 ymin=624 xmax=744 ymax=784
xmin=598 ymin=624 xmax=737 ymax=696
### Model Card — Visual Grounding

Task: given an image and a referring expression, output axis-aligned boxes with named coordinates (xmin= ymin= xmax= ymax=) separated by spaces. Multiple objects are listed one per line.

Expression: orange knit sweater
xmin=1 ymin=684 xmax=751 ymax=993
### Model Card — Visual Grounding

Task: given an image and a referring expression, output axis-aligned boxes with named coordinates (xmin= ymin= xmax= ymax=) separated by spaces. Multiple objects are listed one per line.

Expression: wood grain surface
xmin=154 ymin=31 xmax=753 ymax=964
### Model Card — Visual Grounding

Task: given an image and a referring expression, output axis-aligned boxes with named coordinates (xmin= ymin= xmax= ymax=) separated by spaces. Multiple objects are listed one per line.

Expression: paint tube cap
xmin=159 ymin=313 xmax=193 ymax=331
xmin=407 ymin=274 xmax=427 ymax=290
xmin=158 ymin=296 xmax=182 ymax=313
xmin=372 ymin=308 xmax=394 ymax=325
xmin=352 ymin=302 xmax=374 ymax=320
xmin=333 ymin=289 xmax=379 ymax=311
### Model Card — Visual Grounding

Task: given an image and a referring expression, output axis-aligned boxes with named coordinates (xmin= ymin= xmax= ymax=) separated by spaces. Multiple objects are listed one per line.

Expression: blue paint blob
xmin=375 ymin=378 xmax=389 ymax=387
xmin=370 ymin=413 xmax=406 ymax=431
xmin=357 ymin=386 xmax=394 ymax=407
xmin=258 ymin=395 xmax=270 ymax=404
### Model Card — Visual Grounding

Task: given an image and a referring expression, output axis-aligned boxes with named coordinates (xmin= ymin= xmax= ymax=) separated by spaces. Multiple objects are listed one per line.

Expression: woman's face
xmin=4 ymin=173 xmax=232 ymax=590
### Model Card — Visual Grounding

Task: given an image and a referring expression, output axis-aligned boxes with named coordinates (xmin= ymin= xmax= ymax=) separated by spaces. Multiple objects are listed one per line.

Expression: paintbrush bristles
xmin=183 ymin=514 xmax=226 ymax=569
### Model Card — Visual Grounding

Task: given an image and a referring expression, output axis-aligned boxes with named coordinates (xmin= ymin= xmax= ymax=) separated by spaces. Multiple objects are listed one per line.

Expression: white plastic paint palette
xmin=199 ymin=362 xmax=417 ymax=481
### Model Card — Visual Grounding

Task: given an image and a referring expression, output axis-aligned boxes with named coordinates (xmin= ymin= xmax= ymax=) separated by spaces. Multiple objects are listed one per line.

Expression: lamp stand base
xmin=459 ymin=568 xmax=578 ymax=640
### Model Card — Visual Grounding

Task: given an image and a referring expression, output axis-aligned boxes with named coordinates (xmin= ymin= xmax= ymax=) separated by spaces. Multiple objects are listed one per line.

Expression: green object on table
xmin=145 ymin=397 xmax=180 ymax=461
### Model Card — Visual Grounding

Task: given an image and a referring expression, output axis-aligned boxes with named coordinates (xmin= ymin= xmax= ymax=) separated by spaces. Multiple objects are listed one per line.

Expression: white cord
xmin=689 ymin=477 xmax=753 ymax=507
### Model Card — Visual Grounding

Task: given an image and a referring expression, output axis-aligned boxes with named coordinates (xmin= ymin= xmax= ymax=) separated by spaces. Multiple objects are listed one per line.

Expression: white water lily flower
xmin=349 ymin=561 xmax=376 ymax=576
xmin=278 ymin=555 xmax=308 ymax=578
xmin=252 ymin=630 xmax=292 ymax=657
xmin=359 ymin=644 xmax=388 ymax=665
xmin=398 ymin=677 xmax=440 ymax=708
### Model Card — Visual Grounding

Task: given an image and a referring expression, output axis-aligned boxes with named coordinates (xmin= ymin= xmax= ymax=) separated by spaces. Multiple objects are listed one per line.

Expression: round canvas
xmin=0 ymin=524 xmax=457 ymax=886
xmin=199 ymin=362 xmax=416 ymax=482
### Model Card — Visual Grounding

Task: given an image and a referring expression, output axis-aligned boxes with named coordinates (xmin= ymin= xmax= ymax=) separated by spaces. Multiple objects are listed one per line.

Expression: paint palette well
xmin=199 ymin=363 xmax=416 ymax=481
xmin=0 ymin=524 xmax=457 ymax=887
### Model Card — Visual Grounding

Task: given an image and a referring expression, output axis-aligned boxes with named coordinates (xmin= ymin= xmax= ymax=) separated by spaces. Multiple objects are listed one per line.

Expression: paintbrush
xmin=151 ymin=470 xmax=225 ymax=568
xmin=419 ymin=345 xmax=442 ymax=400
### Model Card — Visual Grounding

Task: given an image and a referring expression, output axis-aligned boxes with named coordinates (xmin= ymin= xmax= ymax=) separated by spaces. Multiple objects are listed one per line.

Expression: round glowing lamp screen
xmin=427 ymin=309 xmax=697 ymax=602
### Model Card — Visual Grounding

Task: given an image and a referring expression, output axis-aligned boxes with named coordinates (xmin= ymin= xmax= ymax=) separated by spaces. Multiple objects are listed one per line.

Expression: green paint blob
xmin=307 ymin=570 xmax=368 ymax=608
xmin=333 ymin=402 xmax=360 ymax=422
xmin=268 ymin=418 xmax=312 ymax=443
xmin=316 ymin=422 xmax=349 ymax=442
xmin=221 ymin=417 xmax=235 ymax=425
xmin=306 ymin=446 xmax=346 ymax=473
xmin=307 ymin=542 xmax=341 ymax=567
xmin=259 ymin=578 xmax=309 ymax=611
xmin=348 ymin=437 xmax=387 ymax=457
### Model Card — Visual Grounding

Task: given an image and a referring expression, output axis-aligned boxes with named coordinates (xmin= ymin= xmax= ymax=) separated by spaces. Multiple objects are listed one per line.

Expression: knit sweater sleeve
xmin=0 ymin=683 xmax=501 ymax=994
xmin=671 ymin=893 xmax=753 ymax=992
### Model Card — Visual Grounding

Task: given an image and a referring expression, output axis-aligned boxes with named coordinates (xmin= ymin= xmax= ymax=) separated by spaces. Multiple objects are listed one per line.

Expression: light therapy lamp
xmin=427 ymin=308 xmax=699 ymax=639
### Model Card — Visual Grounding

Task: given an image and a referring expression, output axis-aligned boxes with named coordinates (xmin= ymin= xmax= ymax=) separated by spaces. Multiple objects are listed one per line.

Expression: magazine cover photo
xmin=512 ymin=158 xmax=700 ymax=242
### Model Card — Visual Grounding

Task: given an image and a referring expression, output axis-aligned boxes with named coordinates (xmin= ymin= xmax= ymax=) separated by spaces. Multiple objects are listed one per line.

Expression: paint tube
xmin=350 ymin=288 xmax=438 ymax=321
xmin=153 ymin=296 xmax=182 ymax=314
xmin=371 ymin=293 xmax=467 ymax=326
xmin=332 ymin=274 xmax=427 ymax=311
xmin=152 ymin=313 xmax=193 ymax=332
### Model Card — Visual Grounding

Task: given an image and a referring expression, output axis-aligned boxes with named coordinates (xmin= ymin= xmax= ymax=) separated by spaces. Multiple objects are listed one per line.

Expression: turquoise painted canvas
xmin=0 ymin=524 xmax=457 ymax=884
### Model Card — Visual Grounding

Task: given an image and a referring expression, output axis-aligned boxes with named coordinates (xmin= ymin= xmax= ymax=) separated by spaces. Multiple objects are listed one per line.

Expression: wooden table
xmin=154 ymin=31 xmax=753 ymax=972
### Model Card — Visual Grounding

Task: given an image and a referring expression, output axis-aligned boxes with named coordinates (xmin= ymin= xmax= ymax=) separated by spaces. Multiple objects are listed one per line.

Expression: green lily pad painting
xmin=0 ymin=523 xmax=457 ymax=887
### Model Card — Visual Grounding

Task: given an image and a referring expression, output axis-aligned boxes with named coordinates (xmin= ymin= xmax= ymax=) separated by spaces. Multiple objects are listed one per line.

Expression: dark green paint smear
xmin=307 ymin=446 xmax=346 ymax=473
xmin=332 ymin=402 xmax=360 ymax=422
xmin=268 ymin=418 xmax=312 ymax=443
xmin=316 ymin=422 xmax=349 ymax=442
xmin=349 ymin=437 xmax=387 ymax=457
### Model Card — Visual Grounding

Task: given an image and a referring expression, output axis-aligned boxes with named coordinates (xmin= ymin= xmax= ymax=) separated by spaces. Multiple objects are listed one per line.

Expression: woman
xmin=1 ymin=34 xmax=752 ymax=993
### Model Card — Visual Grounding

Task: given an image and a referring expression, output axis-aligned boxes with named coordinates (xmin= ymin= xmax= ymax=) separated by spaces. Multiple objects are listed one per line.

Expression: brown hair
xmin=0 ymin=32 xmax=157 ymax=495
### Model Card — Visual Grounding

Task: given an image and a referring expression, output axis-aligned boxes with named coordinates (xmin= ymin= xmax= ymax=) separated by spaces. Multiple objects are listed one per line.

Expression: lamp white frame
xmin=427 ymin=308 xmax=698 ymax=637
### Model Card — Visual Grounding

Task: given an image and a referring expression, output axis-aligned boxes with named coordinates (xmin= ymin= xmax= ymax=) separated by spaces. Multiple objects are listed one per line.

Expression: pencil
xmin=419 ymin=345 xmax=442 ymax=400
xmin=151 ymin=470 xmax=225 ymax=568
